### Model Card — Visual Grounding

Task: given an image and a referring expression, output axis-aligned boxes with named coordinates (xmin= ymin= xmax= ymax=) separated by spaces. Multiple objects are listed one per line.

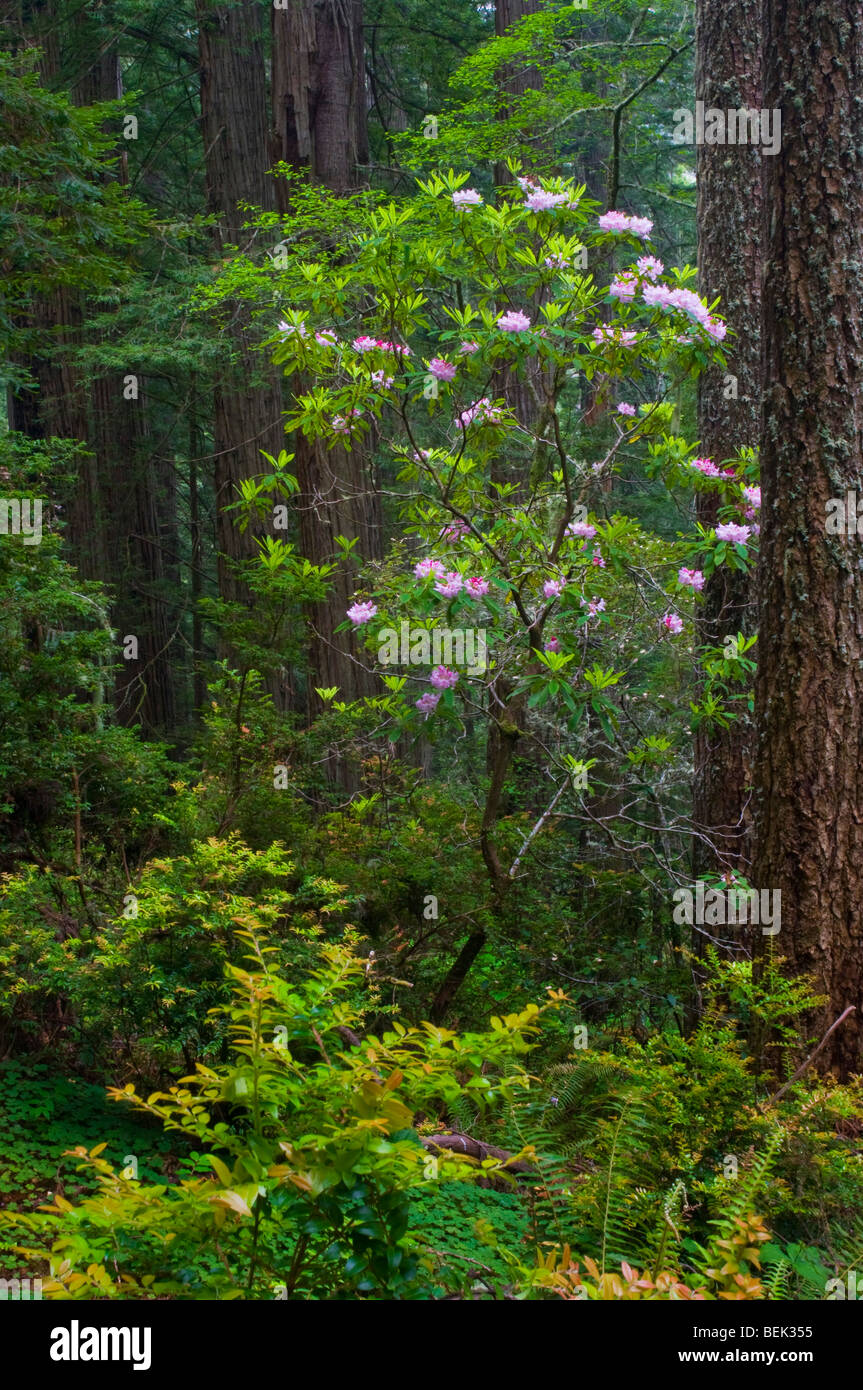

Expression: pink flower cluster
xmin=598 ymin=210 xmax=653 ymax=239
xmin=414 ymin=557 xmax=445 ymax=580
xmin=415 ymin=691 xmax=440 ymax=717
xmin=440 ymin=520 xmax=470 ymax=543
xmin=617 ymin=402 xmax=637 ymax=417
xmin=641 ymin=284 xmax=726 ymax=339
xmin=636 ymin=256 xmax=664 ymax=281
xmin=566 ymin=520 xmax=597 ymax=540
xmin=678 ymin=567 xmax=705 ymax=591
xmin=716 ymin=523 xmax=751 ymax=546
xmin=524 ymin=188 xmax=570 ymax=212
xmin=459 ymin=340 xmax=480 ymax=354
xmin=347 ymin=600 xmax=377 ymax=626
xmin=742 ymin=485 xmax=761 ymax=508
xmin=453 ymin=188 xmax=482 ymax=207
xmin=691 ymin=457 xmax=721 ymax=478
xmin=543 ymin=578 xmax=563 ymax=599
xmin=662 ymin=613 xmax=684 ymax=635
xmin=497 ymin=309 xmax=532 ymax=333
xmin=353 ymin=336 xmax=411 ymax=355
xmin=315 ymin=329 xmax=338 ymax=347
xmin=428 ymin=358 xmax=456 ymax=381
xmin=544 ymin=253 xmax=572 ymax=270
xmin=332 ymin=408 xmax=363 ymax=434
xmin=434 ymin=571 xmax=463 ymax=599
xmin=581 ymin=596 xmax=606 ymax=617
xmin=464 ymin=576 xmax=490 ymax=597
xmin=609 ymin=273 xmax=638 ymax=302
xmin=430 ymin=665 xmax=459 ymax=690
xmin=457 ymin=399 xmax=504 ymax=428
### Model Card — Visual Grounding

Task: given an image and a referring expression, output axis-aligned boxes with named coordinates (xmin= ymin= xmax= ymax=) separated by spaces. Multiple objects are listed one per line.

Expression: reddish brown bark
xmin=752 ymin=0 xmax=863 ymax=1077
xmin=271 ymin=0 xmax=380 ymax=711
xmin=196 ymin=0 xmax=285 ymax=609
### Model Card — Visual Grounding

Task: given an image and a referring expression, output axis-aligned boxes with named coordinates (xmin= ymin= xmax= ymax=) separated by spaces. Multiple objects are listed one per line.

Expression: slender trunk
xmin=692 ymin=0 xmax=762 ymax=877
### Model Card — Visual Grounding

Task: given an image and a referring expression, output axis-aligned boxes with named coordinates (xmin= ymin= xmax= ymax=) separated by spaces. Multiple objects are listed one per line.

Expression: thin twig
xmin=763 ymin=1007 xmax=857 ymax=1109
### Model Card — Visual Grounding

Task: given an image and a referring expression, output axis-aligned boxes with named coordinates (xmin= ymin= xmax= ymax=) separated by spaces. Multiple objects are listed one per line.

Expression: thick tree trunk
xmin=271 ymin=0 xmax=380 ymax=713
xmin=196 ymin=0 xmax=285 ymax=609
xmin=493 ymin=0 xmax=542 ymax=188
xmin=271 ymin=0 xmax=368 ymax=202
xmin=692 ymin=0 xmax=762 ymax=876
xmin=752 ymin=0 xmax=863 ymax=1078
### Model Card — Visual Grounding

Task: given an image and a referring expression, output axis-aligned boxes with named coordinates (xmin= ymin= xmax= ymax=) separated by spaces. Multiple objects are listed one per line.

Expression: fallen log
xmin=421 ymin=1132 xmax=533 ymax=1175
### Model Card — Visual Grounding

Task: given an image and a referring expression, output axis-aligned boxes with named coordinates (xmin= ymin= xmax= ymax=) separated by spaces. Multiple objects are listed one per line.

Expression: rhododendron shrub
xmin=264 ymin=170 xmax=759 ymax=930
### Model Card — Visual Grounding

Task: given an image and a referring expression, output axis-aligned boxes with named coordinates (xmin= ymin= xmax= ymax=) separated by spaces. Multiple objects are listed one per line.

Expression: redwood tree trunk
xmin=271 ymin=0 xmax=380 ymax=711
xmin=196 ymin=0 xmax=285 ymax=608
xmin=752 ymin=0 xmax=863 ymax=1077
xmin=692 ymin=0 xmax=761 ymax=876
xmin=493 ymin=0 xmax=542 ymax=188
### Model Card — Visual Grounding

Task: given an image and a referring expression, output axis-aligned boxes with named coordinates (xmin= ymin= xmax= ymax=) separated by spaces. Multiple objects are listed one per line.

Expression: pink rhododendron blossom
xmin=459 ymin=340 xmax=480 ymax=354
xmin=278 ymin=320 xmax=309 ymax=338
xmin=453 ymin=188 xmax=482 ymax=207
xmin=434 ymin=571 xmax=464 ymax=598
xmin=636 ymin=256 xmax=664 ymax=280
xmin=598 ymin=210 xmax=631 ymax=232
xmin=662 ymin=613 xmax=684 ymax=634
xmin=668 ymin=287 xmax=709 ymax=322
xmin=705 ymin=316 xmax=727 ymax=341
xmin=743 ymin=485 xmax=761 ymax=508
xmin=691 ymin=457 xmax=721 ymax=477
xmin=609 ymin=274 xmax=638 ymax=301
xmin=498 ymin=309 xmax=532 ymax=332
xmin=464 ymin=576 xmax=490 ymax=597
xmin=525 ymin=188 xmax=569 ymax=212
xmin=353 ymin=335 xmax=378 ymax=352
xmin=642 ymin=283 xmax=676 ymax=311
xmin=567 ymin=520 xmax=597 ymax=540
xmin=347 ymin=601 xmax=377 ymax=626
xmin=370 ymin=370 xmax=395 ymax=389
xmin=591 ymin=549 xmax=606 ymax=568
xmin=543 ymin=579 xmax=563 ymax=599
xmin=581 ymin=596 xmax=606 ymax=617
xmin=617 ymin=402 xmax=637 ymax=416
xmin=315 ymin=329 xmax=338 ymax=347
xmin=428 ymin=358 xmax=456 ymax=381
xmin=545 ymin=637 xmax=561 ymax=652
xmin=457 ymin=398 xmax=503 ymax=427
xmin=716 ymin=523 xmax=751 ymax=546
xmin=415 ymin=692 xmax=441 ymax=717
xmin=430 ymin=665 xmax=459 ymax=690
xmin=544 ymin=254 xmax=571 ymax=270
xmin=414 ymin=557 xmax=446 ymax=580
xmin=332 ymin=410 xmax=361 ymax=434
xmin=628 ymin=216 xmax=653 ymax=239
xmin=440 ymin=520 xmax=470 ymax=543
xmin=678 ymin=567 xmax=705 ymax=590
